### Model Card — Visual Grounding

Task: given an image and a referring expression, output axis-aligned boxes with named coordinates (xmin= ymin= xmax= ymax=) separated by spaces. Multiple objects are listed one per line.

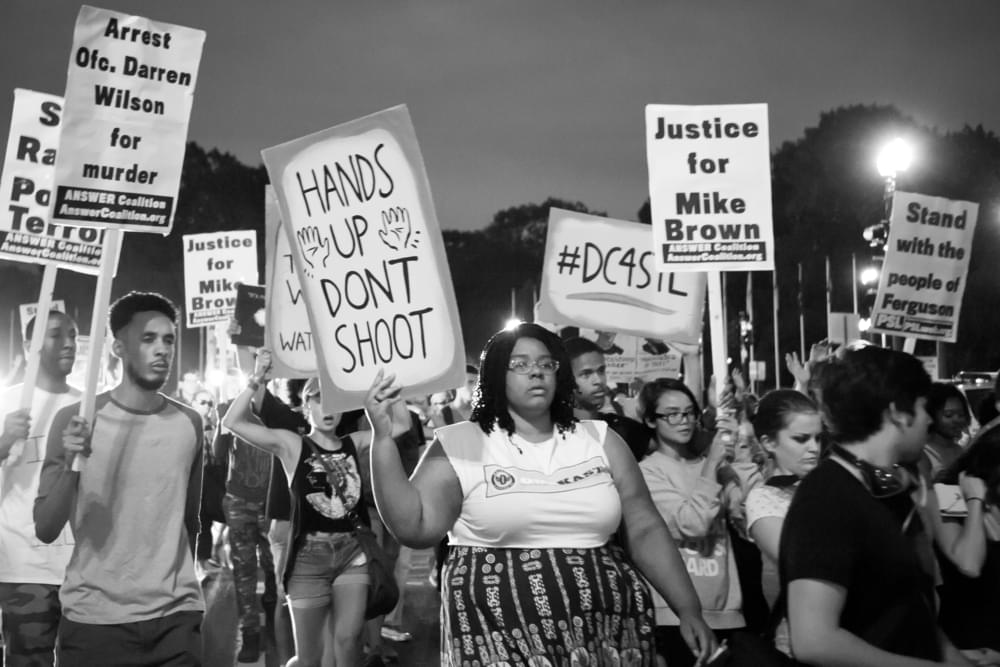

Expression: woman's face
xmin=934 ymin=397 xmax=969 ymax=442
xmin=648 ymin=390 xmax=698 ymax=447
xmin=763 ymin=411 xmax=822 ymax=478
xmin=306 ymin=393 xmax=342 ymax=433
xmin=504 ymin=337 xmax=557 ymax=418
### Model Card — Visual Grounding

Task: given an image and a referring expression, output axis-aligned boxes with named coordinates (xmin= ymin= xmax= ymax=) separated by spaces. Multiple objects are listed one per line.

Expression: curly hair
xmin=469 ymin=323 xmax=577 ymax=436
xmin=938 ymin=421 xmax=1000 ymax=505
xmin=109 ymin=291 xmax=177 ymax=337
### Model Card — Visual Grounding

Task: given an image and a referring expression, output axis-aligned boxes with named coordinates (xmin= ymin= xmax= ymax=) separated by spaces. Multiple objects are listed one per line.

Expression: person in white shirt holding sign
xmin=0 ymin=311 xmax=81 ymax=667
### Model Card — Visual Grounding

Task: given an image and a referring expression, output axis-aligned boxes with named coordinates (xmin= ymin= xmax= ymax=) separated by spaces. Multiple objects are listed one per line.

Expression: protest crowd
xmin=2 ymin=297 xmax=1000 ymax=667
xmin=2 ymin=6 xmax=999 ymax=667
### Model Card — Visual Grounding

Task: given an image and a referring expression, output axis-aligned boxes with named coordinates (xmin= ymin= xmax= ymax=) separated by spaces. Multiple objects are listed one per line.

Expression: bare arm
xmin=748 ymin=516 xmax=783 ymax=563
xmin=787 ymin=578 xmax=959 ymax=667
xmin=605 ymin=429 xmax=716 ymax=665
xmin=930 ymin=476 xmax=987 ymax=577
xmin=222 ymin=381 xmax=299 ymax=476
xmin=366 ymin=370 xmax=462 ymax=549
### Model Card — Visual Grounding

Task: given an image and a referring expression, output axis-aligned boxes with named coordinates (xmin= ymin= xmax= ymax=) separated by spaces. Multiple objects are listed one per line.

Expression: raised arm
xmin=221 ymin=350 xmax=299 ymax=475
xmin=34 ymin=405 xmax=85 ymax=543
xmin=366 ymin=370 xmax=462 ymax=549
xmin=605 ymin=429 xmax=716 ymax=665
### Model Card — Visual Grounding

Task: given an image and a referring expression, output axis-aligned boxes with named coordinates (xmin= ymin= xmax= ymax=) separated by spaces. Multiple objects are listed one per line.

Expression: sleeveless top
xmin=436 ymin=420 xmax=621 ymax=548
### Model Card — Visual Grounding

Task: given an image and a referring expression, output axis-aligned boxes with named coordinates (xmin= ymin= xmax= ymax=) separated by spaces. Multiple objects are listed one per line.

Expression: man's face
xmin=570 ymin=351 xmax=608 ymax=412
xmin=34 ymin=313 xmax=77 ymax=380
xmin=116 ymin=311 xmax=175 ymax=391
xmin=898 ymin=395 xmax=932 ymax=462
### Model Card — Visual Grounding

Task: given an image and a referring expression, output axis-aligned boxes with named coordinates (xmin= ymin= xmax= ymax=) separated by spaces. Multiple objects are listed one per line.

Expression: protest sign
xmin=645 ymin=104 xmax=774 ymax=272
xmin=182 ymin=230 xmax=258 ymax=328
xmin=0 ymin=90 xmax=106 ymax=272
xmin=262 ymin=105 xmax=465 ymax=412
xmin=538 ymin=208 xmax=705 ymax=343
xmin=264 ymin=187 xmax=316 ymax=378
xmin=232 ymin=283 xmax=265 ymax=348
xmin=19 ymin=300 xmax=67 ymax=340
xmin=50 ymin=6 xmax=205 ymax=234
xmin=870 ymin=191 xmax=978 ymax=342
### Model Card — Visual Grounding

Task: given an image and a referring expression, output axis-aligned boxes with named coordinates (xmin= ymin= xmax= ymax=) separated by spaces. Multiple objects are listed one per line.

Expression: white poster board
xmin=537 ymin=208 xmax=705 ymax=343
xmin=264 ymin=186 xmax=316 ymax=379
xmin=262 ymin=105 xmax=465 ymax=412
xmin=182 ymin=230 xmax=258 ymax=328
xmin=0 ymin=90 xmax=106 ymax=273
xmin=645 ymin=104 xmax=774 ymax=272
xmin=50 ymin=6 xmax=205 ymax=234
xmin=870 ymin=192 xmax=978 ymax=343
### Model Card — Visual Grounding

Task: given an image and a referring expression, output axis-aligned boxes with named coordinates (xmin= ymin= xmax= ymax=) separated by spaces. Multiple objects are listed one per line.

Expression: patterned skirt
xmin=441 ymin=544 xmax=655 ymax=666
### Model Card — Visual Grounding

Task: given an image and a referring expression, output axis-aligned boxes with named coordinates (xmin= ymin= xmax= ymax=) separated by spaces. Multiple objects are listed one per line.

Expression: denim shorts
xmin=286 ymin=532 xmax=368 ymax=609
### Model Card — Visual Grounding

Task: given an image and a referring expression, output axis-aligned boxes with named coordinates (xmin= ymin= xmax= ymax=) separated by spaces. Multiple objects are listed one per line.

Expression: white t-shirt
xmin=437 ymin=420 xmax=621 ymax=548
xmin=0 ymin=383 xmax=81 ymax=585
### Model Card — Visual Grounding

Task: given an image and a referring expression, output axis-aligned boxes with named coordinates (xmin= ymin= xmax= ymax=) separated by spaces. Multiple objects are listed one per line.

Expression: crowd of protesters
xmin=1 ymin=290 xmax=999 ymax=666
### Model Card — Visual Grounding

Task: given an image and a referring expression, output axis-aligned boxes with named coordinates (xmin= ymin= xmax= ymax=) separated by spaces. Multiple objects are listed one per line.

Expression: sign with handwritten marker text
xmin=646 ymin=103 xmax=774 ymax=272
xmin=50 ymin=6 xmax=205 ymax=234
xmin=0 ymin=90 xmax=106 ymax=273
xmin=182 ymin=230 xmax=258 ymax=328
xmin=538 ymin=208 xmax=705 ymax=343
xmin=870 ymin=191 xmax=978 ymax=343
xmin=264 ymin=186 xmax=316 ymax=379
xmin=262 ymin=105 xmax=465 ymax=413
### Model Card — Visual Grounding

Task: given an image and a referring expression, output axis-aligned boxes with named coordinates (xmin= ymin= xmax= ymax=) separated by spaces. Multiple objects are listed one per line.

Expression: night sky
xmin=3 ymin=1 xmax=999 ymax=230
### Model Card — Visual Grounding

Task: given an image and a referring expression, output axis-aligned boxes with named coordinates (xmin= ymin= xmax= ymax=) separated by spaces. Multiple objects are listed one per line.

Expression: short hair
xmin=938 ymin=421 xmax=1000 ymax=505
xmin=109 ymin=291 xmax=177 ymax=337
xmin=24 ymin=310 xmax=74 ymax=343
xmin=925 ymin=382 xmax=971 ymax=430
xmin=752 ymin=389 xmax=818 ymax=442
xmin=637 ymin=378 xmax=701 ymax=424
xmin=469 ymin=322 xmax=577 ymax=436
xmin=563 ymin=336 xmax=604 ymax=363
xmin=813 ymin=346 xmax=931 ymax=444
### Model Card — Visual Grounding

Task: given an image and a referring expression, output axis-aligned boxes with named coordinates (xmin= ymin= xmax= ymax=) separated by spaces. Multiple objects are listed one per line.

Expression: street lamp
xmin=876 ymin=137 xmax=913 ymax=218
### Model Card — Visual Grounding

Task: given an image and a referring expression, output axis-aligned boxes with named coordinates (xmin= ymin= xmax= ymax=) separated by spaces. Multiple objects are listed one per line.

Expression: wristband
xmin=965 ymin=496 xmax=984 ymax=504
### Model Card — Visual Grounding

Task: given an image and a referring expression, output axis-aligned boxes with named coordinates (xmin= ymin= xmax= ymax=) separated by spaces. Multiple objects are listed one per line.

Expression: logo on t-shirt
xmin=483 ymin=457 xmax=612 ymax=497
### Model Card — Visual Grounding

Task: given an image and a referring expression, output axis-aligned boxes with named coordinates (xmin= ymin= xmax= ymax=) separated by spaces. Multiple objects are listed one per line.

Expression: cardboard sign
xmin=19 ymin=300 xmax=67 ymax=340
xmin=646 ymin=104 xmax=774 ymax=272
xmin=870 ymin=191 xmax=978 ymax=342
xmin=232 ymin=283 xmax=265 ymax=348
xmin=827 ymin=312 xmax=861 ymax=345
xmin=0 ymin=90 xmax=106 ymax=273
xmin=264 ymin=186 xmax=316 ymax=379
xmin=262 ymin=105 xmax=465 ymax=412
xmin=538 ymin=208 xmax=705 ymax=343
xmin=182 ymin=230 xmax=258 ymax=328
xmin=50 ymin=6 xmax=205 ymax=234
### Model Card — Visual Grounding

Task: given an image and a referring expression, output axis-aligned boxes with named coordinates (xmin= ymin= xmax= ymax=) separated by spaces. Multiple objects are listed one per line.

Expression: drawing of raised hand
xmin=378 ymin=206 xmax=421 ymax=250
xmin=296 ymin=226 xmax=330 ymax=278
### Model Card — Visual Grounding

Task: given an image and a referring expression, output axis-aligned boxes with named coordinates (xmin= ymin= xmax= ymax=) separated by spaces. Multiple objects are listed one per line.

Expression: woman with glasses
xmin=368 ymin=323 xmax=716 ymax=666
xmin=636 ymin=378 xmax=747 ymax=667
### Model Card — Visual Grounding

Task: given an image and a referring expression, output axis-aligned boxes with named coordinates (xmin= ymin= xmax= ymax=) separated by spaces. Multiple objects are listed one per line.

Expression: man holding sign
xmin=34 ymin=292 xmax=204 ymax=666
xmin=0 ymin=311 xmax=80 ymax=667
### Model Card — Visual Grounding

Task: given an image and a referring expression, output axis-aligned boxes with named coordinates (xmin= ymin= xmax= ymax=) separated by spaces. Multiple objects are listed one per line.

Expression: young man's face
xmin=34 ymin=313 xmax=77 ymax=380
xmin=897 ymin=395 xmax=932 ymax=462
xmin=116 ymin=311 xmax=175 ymax=391
xmin=570 ymin=351 xmax=607 ymax=412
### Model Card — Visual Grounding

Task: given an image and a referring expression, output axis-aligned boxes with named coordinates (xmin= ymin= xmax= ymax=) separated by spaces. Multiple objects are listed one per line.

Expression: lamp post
xmin=873 ymin=138 xmax=913 ymax=349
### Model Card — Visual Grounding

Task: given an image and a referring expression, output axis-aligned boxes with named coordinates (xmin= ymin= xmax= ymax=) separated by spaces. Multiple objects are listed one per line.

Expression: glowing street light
xmin=876 ymin=137 xmax=914 ymax=180
xmin=860 ymin=267 xmax=880 ymax=286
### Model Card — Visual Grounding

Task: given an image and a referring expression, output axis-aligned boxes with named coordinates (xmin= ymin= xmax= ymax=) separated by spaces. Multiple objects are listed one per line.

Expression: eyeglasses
xmin=653 ymin=411 xmax=697 ymax=425
xmin=507 ymin=358 xmax=560 ymax=375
